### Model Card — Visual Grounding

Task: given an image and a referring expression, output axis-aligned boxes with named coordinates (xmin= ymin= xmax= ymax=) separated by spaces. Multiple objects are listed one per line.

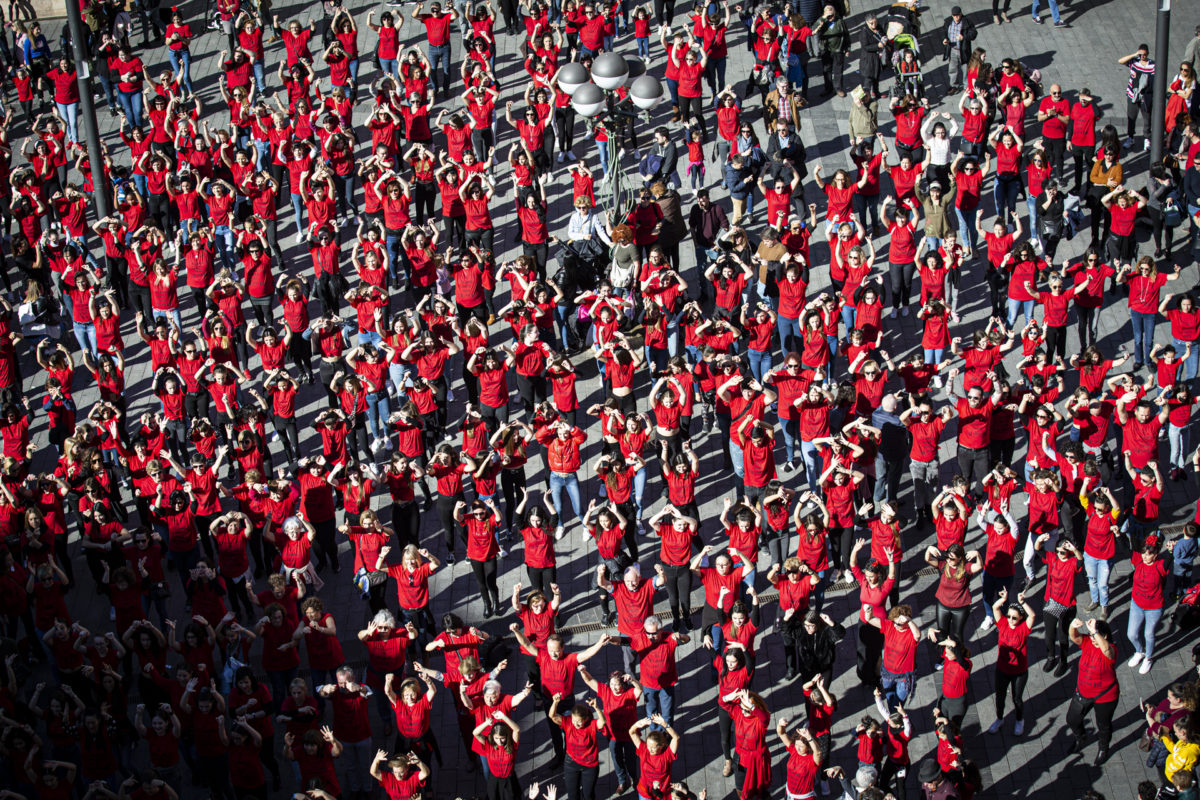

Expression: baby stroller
xmin=890 ymin=33 xmax=923 ymax=99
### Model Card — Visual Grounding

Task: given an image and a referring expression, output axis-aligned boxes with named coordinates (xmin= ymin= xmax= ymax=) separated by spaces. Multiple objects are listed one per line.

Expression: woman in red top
xmin=458 ymin=173 xmax=496 ymax=254
xmin=549 ymin=695 xmax=605 ymax=800
xmin=1100 ymin=187 xmax=1147 ymax=267
xmin=471 ymin=710 xmax=522 ymax=800
xmin=863 ymin=603 xmax=921 ymax=708
xmin=1160 ymin=292 xmax=1200 ymax=381
xmin=1127 ymin=539 xmax=1169 ymax=674
xmin=1032 ymin=533 xmax=1082 ymax=677
xmin=454 ymin=499 xmax=502 ymax=617
xmin=728 ymin=690 xmax=771 ymax=800
xmin=777 ymin=721 xmax=823 ymax=800
xmin=924 ymin=543 xmax=982 ymax=643
xmin=988 ymin=587 xmax=1036 ymax=736
xmin=285 ymin=727 xmax=344 ymax=796
xmin=630 ymin=715 xmax=680 ymax=800
xmin=926 ymin=630 xmax=972 ymax=729
xmin=814 ymin=165 xmax=866 ymax=229
xmin=1116 ymin=255 xmax=1182 ymax=370
xmin=669 ymin=43 xmax=707 ymax=134
xmin=1065 ymin=617 xmax=1120 ymax=765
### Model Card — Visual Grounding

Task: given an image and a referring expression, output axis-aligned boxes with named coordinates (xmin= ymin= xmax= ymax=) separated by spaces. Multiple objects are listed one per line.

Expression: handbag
xmin=1136 ymin=729 xmax=1156 ymax=752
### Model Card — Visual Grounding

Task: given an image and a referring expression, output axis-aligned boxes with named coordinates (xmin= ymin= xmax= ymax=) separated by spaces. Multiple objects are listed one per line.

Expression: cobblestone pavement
xmin=16 ymin=1 xmax=1200 ymax=799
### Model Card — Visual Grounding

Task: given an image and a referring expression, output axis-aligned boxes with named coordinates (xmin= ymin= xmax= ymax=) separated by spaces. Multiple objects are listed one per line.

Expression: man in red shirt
xmin=318 ymin=666 xmax=376 ymax=798
xmin=627 ymin=616 xmax=690 ymax=730
xmin=948 ymin=373 xmax=1003 ymax=493
xmin=412 ymin=2 xmax=458 ymax=98
xmin=902 ymin=401 xmax=952 ymax=525
xmin=510 ymin=628 xmax=612 ymax=769
xmin=1036 ymin=83 xmax=1071 ymax=178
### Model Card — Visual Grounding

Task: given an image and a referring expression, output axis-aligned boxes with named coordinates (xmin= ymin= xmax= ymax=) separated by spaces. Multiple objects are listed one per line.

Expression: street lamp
xmin=561 ymin=54 xmax=665 ymax=217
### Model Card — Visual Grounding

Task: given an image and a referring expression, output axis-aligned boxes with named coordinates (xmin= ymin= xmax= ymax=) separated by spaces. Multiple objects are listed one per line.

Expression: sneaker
xmin=1085 ymin=599 xmax=1099 ymax=611
xmin=556 ymin=152 xmax=565 ymax=163
xmin=446 ymin=553 xmax=456 ymax=565
xmin=1128 ymin=652 xmax=1144 ymax=668
xmin=932 ymin=375 xmax=943 ymax=389
xmin=498 ymin=545 xmax=509 ymax=557
xmin=889 ymin=308 xmax=898 ymax=319
xmin=842 ymin=569 xmax=855 ymax=584
xmin=1123 ymin=137 xmax=1137 ymax=151
xmin=1139 ymin=658 xmax=1153 ymax=674
xmin=555 ymin=525 xmax=565 ymax=540
xmin=1144 ymin=138 xmax=1151 ymax=152
xmin=1053 ymin=659 xmax=1069 ymax=677
xmin=384 ymin=438 xmax=394 ymax=450
xmin=565 ymin=152 xmax=576 ymax=162
xmin=987 ymin=719 xmax=1002 ymax=734
xmin=1031 ymin=14 xmax=1043 ymax=23
xmin=370 ymin=438 xmax=384 ymax=452
xmin=978 ymin=616 xmax=994 ymax=632
xmin=1053 ymin=20 xmax=1067 ymax=27
xmin=1014 ymin=719 xmax=1025 ymax=736
xmin=901 ymin=306 xmax=910 ymax=317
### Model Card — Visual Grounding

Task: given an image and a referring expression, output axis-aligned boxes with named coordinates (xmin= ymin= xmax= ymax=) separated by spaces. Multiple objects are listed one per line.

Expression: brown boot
xmin=671 ymin=105 xmax=681 ymax=122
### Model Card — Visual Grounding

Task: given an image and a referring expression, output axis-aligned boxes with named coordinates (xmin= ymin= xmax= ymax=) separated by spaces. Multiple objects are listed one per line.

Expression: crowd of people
xmin=0 ymin=1 xmax=1199 ymax=800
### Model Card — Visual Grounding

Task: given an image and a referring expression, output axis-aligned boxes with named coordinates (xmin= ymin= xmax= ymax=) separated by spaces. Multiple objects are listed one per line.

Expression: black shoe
xmin=1042 ymin=657 xmax=1058 ymax=673
xmin=1054 ymin=659 xmax=1070 ymax=678
xmin=602 ymin=611 xmax=617 ymax=626
xmin=1094 ymin=747 xmax=1110 ymax=766
xmin=446 ymin=553 xmax=456 ymax=565
xmin=483 ymin=604 xmax=495 ymax=618
xmin=1067 ymin=735 xmax=1084 ymax=754
xmin=783 ymin=668 xmax=798 ymax=681
xmin=1132 ymin=361 xmax=1145 ymax=372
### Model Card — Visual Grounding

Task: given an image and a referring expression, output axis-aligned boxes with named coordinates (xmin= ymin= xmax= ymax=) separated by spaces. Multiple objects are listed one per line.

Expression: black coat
xmin=859 ymin=24 xmax=889 ymax=79
xmin=790 ymin=620 xmax=846 ymax=676
xmin=942 ymin=16 xmax=977 ymax=60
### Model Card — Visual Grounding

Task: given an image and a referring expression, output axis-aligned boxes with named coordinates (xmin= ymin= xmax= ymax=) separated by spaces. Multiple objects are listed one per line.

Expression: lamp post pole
xmin=64 ymin=0 xmax=112 ymax=219
xmin=1149 ymin=0 xmax=1170 ymax=166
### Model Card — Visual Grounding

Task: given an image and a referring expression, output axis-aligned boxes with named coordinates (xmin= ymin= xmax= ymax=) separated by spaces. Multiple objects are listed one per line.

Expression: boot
xmin=671 ymin=105 xmax=681 ymax=122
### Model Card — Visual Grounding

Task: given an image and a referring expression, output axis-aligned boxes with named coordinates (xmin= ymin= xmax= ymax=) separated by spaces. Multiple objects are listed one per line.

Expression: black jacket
xmin=942 ymin=16 xmax=977 ymax=60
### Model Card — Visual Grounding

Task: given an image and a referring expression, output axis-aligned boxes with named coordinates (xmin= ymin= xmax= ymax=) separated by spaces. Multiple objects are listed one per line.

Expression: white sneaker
xmin=1139 ymin=658 xmax=1153 ymax=675
xmin=555 ymin=525 xmax=565 ymax=540
xmin=1014 ymin=719 xmax=1024 ymax=736
xmin=843 ymin=570 xmax=854 ymax=584
xmin=1143 ymin=138 xmax=1151 ymax=152
xmin=931 ymin=375 xmax=943 ymax=389
xmin=370 ymin=438 xmax=384 ymax=452
xmin=978 ymin=616 xmax=994 ymax=632
xmin=1128 ymin=652 xmax=1144 ymax=668
xmin=986 ymin=719 xmax=1002 ymax=734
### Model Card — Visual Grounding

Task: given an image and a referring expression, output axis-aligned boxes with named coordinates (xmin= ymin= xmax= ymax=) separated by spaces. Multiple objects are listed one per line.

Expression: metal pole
xmin=1150 ymin=0 xmax=1171 ymax=166
xmin=64 ymin=0 xmax=111 ymax=219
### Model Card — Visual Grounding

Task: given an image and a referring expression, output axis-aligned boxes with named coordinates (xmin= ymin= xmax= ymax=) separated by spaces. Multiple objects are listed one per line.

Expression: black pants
xmin=679 ymin=95 xmax=705 ymax=136
xmin=555 ymin=106 xmax=576 ymax=154
xmin=1043 ymin=137 xmax=1066 ymax=179
xmin=313 ymin=517 xmax=339 ymax=572
xmin=392 ymin=500 xmax=420 ymax=550
xmin=471 ymin=128 xmax=495 ymax=163
xmin=719 ymin=706 xmax=734 ymax=759
xmin=1126 ymin=97 xmax=1151 ymax=141
xmin=545 ymin=692 xmax=575 ymax=762
xmin=889 ymin=261 xmax=916 ymax=309
xmin=651 ymin=0 xmax=675 ymax=25
xmin=1066 ymin=691 xmax=1117 ymax=750
xmin=526 ymin=564 xmax=558 ymax=596
xmin=940 ymin=693 xmax=968 ymax=730
xmin=273 ymin=414 xmax=300 ymax=463
xmin=287 ymin=335 xmax=313 ymax=380
xmin=985 ymin=268 xmax=1007 ymax=317
xmin=500 ymin=467 xmax=526 ymax=531
xmin=522 ymin=243 xmax=549 ymax=281
xmin=936 ymin=602 xmax=970 ymax=643
xmin=1077 ymin=304 xmax=1099 ymax=350
xmin=1072 ymin=145 xmax=1095 ymax=194
xmin=956 ymin=445 xmax=990 ymax=493
xmin=1150 ymin=206 xmax=1177 ymax=253
xmin=857 ymin=623 xmax=884 ymax=686
xmin=879 ymin=758 xmax=908 ymax=800
xmin=660 ymin=563 xmax=693 ymax=625
xmin=1044 ymin=604 xmax=1075 ymax=660
xmin=413 ymin=182 xmax=437 ymax=225
xmin=820 ymin=50 xmax=845 ymax=93
xmin=470 ymin=557 xmax=500 ymax=610
xmin=437 ymin=494 xmax=465 ymax=556
xmin=994 ymin=669 xmax=1028 ymax=720
xmin=1045 ymin=324 xmax=1067 ymax=362
xmin=563 ymin=758 xmax=598 ymax=800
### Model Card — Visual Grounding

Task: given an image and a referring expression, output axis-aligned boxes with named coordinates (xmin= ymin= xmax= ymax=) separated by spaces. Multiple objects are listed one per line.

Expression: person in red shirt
xmin=988 ymin=587 xmax=1036 ymax=735
xmin=630 ymin=715 xmax=681 ymax=800
xmin=863 ymin=603 xmax=921 ymax=708
xmin=1127 ymin=539 xmax=1169 ymax=675
xmin=1068 ymin=89 xmax=1098 ymax=194
xmin=454 ymin=498 xmax=503 ymax=617
xmin=947 ymin=376 xmax=1003 ymax=492
xmin=1065 ymin=617 xmax=1120 ymax=765
xmin=548 ymin=694 xmax=606 ymax=800
xmin=1032 ymin=533 xmax=1081 ymax=677
xmin=471 ymin=709 xmax=522 ymax=800
xmin=1115 ymin=255 xmax=1183 ymax=369
xmin=370 ymin=750 xmax=431 ymax=800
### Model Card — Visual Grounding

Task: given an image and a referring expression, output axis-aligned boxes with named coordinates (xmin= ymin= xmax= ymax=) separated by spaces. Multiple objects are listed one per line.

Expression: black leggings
xmin=500 ymin=468 xmax=526 ymax=532
xmin=857 ymin=623 xmax=884 ymax=686
xmin=437 ymin=494 xmax=465 ymax=556
xmin=936 ymin=602 xmax=971 ymax=643
xmin=526 ymin=565 xmax=558 ymax=596
xmin=719 ymin=707 xmax=734 ymax=760
xmin=679 ymin=96 xmax=705 ymax=136
xmin=1067 ymin=692 xmax=1117 ymax=750
xmin=470 ymin=557 xmax=500 ymax=609
xmin=273 ymin=414 xmax=300 ymax=463
xmin=1045 ymin=325 xmax=1067 ymax=362
xmin=563 ymin=758 xmax=598 ymax=800
xmin=994 ymin=670 xmax=1028 ymax=720
xmin=392 ymin=500 xmax=420 ymax=550
xmin=660 ymin=563 xmax=693 ymax=625
xmin=554 ymin=106 xmax=576 ymax=154
xmin=1044 ymin=605 xmax=1075 ymax=660
xmin=889 ymin=261 xmax=916 ymax=309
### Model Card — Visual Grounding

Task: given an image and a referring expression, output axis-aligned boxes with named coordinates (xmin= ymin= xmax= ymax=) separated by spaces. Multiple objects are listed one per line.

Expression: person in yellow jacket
xmin=1162 ymin=718 xmax=1200 ymax=783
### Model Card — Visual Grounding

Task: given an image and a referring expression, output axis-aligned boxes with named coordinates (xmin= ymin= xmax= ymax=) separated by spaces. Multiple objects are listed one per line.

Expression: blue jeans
xmin=779 ymin=418 xmax=800 ymax=463
xmin=799 ymin=440 xmax=822 ymax=492
xmin=153 ymin=308 xmax=183 ymax=332
xmin=347 ymin=59 xmax=360 ymax=86
xmin=1031 ymin=0 xmax=1061 ymax=22
xmin=56 ymin=102 xmax=79 ymax=144
xmin=1169 ymin=423 xmax=1190 ymax=470
xmin=73 ymin=321 xmax=98 ymax=358
xmin=981 ymin=572 xmax=1013 ymax=620
xmin=643 ymin=685 xmax=675 ymax=729
xmin=1026 ymin=194 xmax=1041 ymax=246
xmin=880 ymin=667 xmax=914 ymax=709
xmin=213 ymin=224 xmax=235 ymax=272
xmin=1083 ymin=553 xmax=1112 ymax=606
xmin=168 ymin=49 xmax=195 ymax=95
xmin=252 ymin=62 xmax=266 ymax=93
xmin=379 ymin=57 xmax=398 ymax=79
xmin=290 ymin=192 xmax=306 ymax=237
xmin=608 ymin=740 xmax=636 ymax=787
xmin=1174 ymin=337 xmax=1199 ymax=381
xmin=549 ymin=472 xmax=582 ymax=523
xmin=365 ymin=391 xmax=391 ymax=441
xmin=1127 ymin=601 xmax=1162 ymax=658
xmin=427 ymin=43 xmax=451 ymax=84
xmin=776 ymin=314 xmax=801 ymax=354
xmin=117 ymin=90 xmax=144 ymax=127
xmin=633 ymin=467 xmax=647 ymax=519
xmin=1130 ymin=310 xmax=1157 ymax=365
xmin=993 ymin=175 xmax=1021 ymax=223
xmin=385 ymin=233 xmax=404 ymax=282
xmin=597 ymin=139 xmax=610 ymax=176
xmin=357 ymin=330 xmax=383 ymax=347
xmin=1006 ymin=298 xmax=1036 ymax=330
xmin=924 ymin=347 xmax=944 ymax=365
xmin=747 ymin=348 xmax=770 ymax=383
xmin=636 ymin=36 xmax=650 ymax=57
xmin=955 ymin=207 xmax=979 ymax=252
